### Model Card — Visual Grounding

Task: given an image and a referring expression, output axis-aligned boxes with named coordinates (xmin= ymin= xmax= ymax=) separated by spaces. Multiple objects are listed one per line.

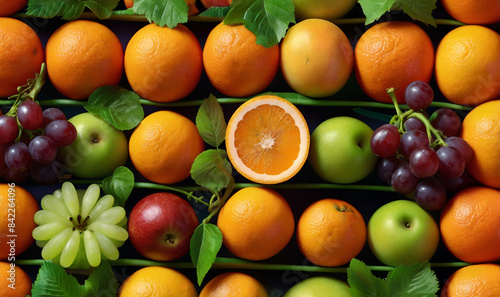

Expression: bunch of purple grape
xmin=370 ymin=81 xmax=473 ymax=211
xmin=0 ymin=99 xmax=77 ymax=184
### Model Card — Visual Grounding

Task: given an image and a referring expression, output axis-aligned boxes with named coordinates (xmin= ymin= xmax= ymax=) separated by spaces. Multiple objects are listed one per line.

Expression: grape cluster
xmin=32 ymin=182 xmax=128 ymax=269
xmin=0 ymin=99 xmax=77 ymax=184
xmin=370 ymin=81 xmax=473 ymax=211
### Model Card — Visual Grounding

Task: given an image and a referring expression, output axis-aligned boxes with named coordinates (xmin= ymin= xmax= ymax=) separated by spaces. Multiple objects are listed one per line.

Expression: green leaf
xmin=196 ymin=95 xmax=227 ymax=148
xmin=358 ymin=0 xmax=437 ymax=26
xmin=132 ymin=0 xmax=189 ymax=28
xmin=224 ymin=0 xmax=295 ymax=47
xmin=358 ymin=0 xmax=395 ymax=25
xmin=199 ymin=6 xmax=231 ymax=18
xmin=31 ymin=261 xmax=85 ymax=297
xmin=101 ymin=166 xmax=135 ymax=207
xmin=190 ymin=223 xmax=223 ymax=286
xmin=386 ymin=262 xmax=439 ymax=297
xmin=83 ymin=261 xmax=119 ymax=296
xmin=191 ymin=149 xmax=232 ymax=193
xmin=347 ymin=258 xmax=389 ymax=297
xmin=84 ymin=0 xmax=120 ymax=19
xmin=85 ymin=85 xmax=144 ymax=131
xmin=26 ymin=0 xmax=119 ymax=20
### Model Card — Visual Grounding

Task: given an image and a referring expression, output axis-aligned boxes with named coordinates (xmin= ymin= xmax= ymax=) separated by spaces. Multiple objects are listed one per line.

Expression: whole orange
xmin=0 ymin=262 xmax=32 ymax=296
xmin=118 ymin=266 xmax=197 ymax=297
xmin=296 ymin=198 xmax=366 ymax=267
xmin=200 ymin=272 xmax=269 ymax=297
xmin=203 ymin=22 xmax=280 ymax=97
xmin=0 ymin=184 xmax=39 ymax=259
xmin=45 ymin=20 xmax=123 ymax=100
xmin=124 ymin=23 xmax=202 ymax=103
xmin=0 ymin=17 xmax=44 ymax=98
xmin=0 ymin=0 xmax=27 ymax=16
xmin=435 ymin=25 xmax=500 ymax=106
xmin=441 ymin=0 xmax=500 ymax=25
xmin=459 ymin=100 xmax=500 ymax=188
xmin=280 ymin=18 xmax=353 ymax=98
xmin=440 ymin=186 xmax=500 ymax=263
xmin=123 ymin=0 xmax=199 ymax=15
xmin=217 ymin=187 xmax=295 ymax=261
xmin=441 ymin=264 xmax=500 ymax=297
xmin=128 ymin=110 xmax=204 ymax=184
xmin=354 ymin=21 xmax=434 ymax=103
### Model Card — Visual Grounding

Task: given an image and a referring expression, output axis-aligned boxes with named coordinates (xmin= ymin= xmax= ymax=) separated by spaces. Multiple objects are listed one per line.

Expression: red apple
xmin=128 ymin=192 xmax=199 ymax=261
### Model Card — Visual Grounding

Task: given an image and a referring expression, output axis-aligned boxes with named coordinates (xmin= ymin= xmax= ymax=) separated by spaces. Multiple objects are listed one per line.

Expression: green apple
xmin=58 ymin=112 xmax=128 ymax=179
xmin=292 ymin=0 xmax=358 ymax=21
xmin=308 ymin=116 xmax=378 ymax=184
xmin=367 ymin=200 xmax=440 ymax=267
xmin=285 ymin=276 xmax=353 ymax=297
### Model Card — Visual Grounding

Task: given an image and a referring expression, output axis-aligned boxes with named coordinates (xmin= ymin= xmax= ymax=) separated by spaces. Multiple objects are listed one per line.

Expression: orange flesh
xmin=233 ymin=104 xmax=301 ymax=175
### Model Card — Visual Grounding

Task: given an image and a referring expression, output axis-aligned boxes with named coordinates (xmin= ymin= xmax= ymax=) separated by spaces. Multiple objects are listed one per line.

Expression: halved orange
xmin=225 ymin=95 xmax=310 ymax=184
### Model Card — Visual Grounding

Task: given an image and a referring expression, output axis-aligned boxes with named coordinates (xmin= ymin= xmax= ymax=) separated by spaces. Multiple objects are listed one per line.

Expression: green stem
xmin=203 ymin=177 xmax=235 ymax=224
xmin=407 ymin=112 xmax=447 ymax=147
xmin=134 ymin=182 xmax=209 ymax=207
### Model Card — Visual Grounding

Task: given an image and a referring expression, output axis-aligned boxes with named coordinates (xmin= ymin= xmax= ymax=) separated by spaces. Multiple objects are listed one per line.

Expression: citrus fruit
xmin=459 ymin=100 xmax=500 ymax=188
xmin=124 ymin=23 xmax=202 ymax=103
xmin=440 ymin=186 xmax=500 ymax=263
xmin=200 ymin=272 xmax=269 ymax=297
xmin=225 ymin=95 xmax=309 ymax=184
xmin=0 ymin=183 xmax=39 ymax=259
xmin=124 ymin=0 xmax=199 ymax=14
xmin=0 ymin=262 xmax=32 ymax=296
xmin=292 ymin=0 xmax=357 ymax=21
xmin=441 ymin=264 xmax=500 ymax=297
xmin=217 ymin=187 xmax=295 ymax=261
xmin=0 ymin=0 xmax=27 ymax=16
xmin=435 ymin=25 xmax=500 ymax=106
xmin=354 ymin=21 xmax=434 ymax=103
xmin=296 ymin=198 xmax=366 ymax=267
xmin=129 ymin=110 xmax=204 ymax=184
xmin=203 ymin=22 xmax=280 ymax=97
xmin=0 ymin=17 xmax=44 ymax=98
xmin=441 ymin=0 xmax=500 ymax=25
xmin=118 ymin=266 xmax=197 ymax=297
xmin=280 ymin=18 xmax=353 ymax=98
xmin=45 ymin=20 xmax=123 ymax=100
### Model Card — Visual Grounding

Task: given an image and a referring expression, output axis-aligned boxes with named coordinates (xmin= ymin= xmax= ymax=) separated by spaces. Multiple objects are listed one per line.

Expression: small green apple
xmin=367 ymin=200 xmax=440 ymax=267
xmin=284 ymin=276 xmax=353 ymax=297
xmin=58 ymin=112 xmax=128 ymax=179
xmin=292 ymin=0 xmax=358 ymax=21
xmin=308 ymin=116 xmax=378 ymax=184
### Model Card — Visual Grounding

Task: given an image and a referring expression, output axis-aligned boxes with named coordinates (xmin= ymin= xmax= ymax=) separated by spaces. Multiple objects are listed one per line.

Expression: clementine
xmin=200 ymin=272 xmax=269 ymax=297
xmin=0 ymin=262 xmax=32 ymax=297
xmin=0 ymin=0 xmax=27 ymax=16
xmin=441 ymin=264 xmax=500 ymax=297
xmin=441 ymin=0 xmax=500 ymax=25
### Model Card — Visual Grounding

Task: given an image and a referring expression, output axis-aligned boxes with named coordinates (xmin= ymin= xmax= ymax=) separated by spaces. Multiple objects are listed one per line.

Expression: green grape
xmin=117 ymin=216 xmax=127 ymax=228
xmin=88 ymin=222 xmax=128 ymax=242
xmin=111 ymin=239 xmax=126 ymax=248
xmin=87 ymin=194 xmax=114 ymax=220
xmin=77 ymin=189 xmax=86 ymax=207
xmin=88 ymin=206 xmax=126 ymax=225
xmin=83 ymin=230 xmax=101 ymax=267
xmin=52 ymin=189 xmax=62 ymax=199
xmin=36 ymin=240 xmax=48 ymax=248
xmin=81 ymin=184 xmax=100 ymax=219
xmin=94 ymin=230 xmax=119 ymax=261
xmin=34 ymin=210 xmax=69 ymax=225
xmin=62 ymin=182 xmax=79 ymax=219
xmin=41 ymin=227 xmax=73 ymax=260
xmin=40 ymin=195 xmax=71 ymax=218
xmin=70 ymin=236 xmax=91 ymax=270
xmin=32 ymin=221 xmax=71 ymax=241
xmin=59 ymin=229 xmax=81 ymax=268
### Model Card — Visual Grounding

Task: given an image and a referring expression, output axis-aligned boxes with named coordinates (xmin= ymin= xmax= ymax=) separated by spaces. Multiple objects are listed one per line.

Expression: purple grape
xmin=42 ymin=108 xmax=67 ymax=128
xmin=431 ymin=108 xmax=461 ymax=137
xmin=405 ymin=81 xmax=434 ymax=111
xmin=439 ymin=170 xmax=474 ymax=192
xmin=30 ymin=160 xmax=65 ymax=185
xmin=17 ymin=100 xmax=43 ymax=130
xmin=391 ymin=160 xmax=420 ymax=194
xmin=376 ymin=156 xmax=401 ymax=185
xmin=444 ymin=136 xmax=472 ymax=162
xmin=0 ymin=115 xmax=19 ymax=145
xmin=44 ymin=120 xmax=77 ymax=147
xmin=399 ymin=130 xmax=430 ymax=158
xmin=409 ymin=147 xmax=439 ymax=178
xmin=370 ymin=124 xmax=400 ymax=157
xmin=29 ymin=135 xmax=57 ymax=164
xmin=4 ymin=142 xmax=32 ymax=173
xmin=436 ymin=145 xmax=465 ymax=178
xmin=1 ymin=168 xmax=29 ymax=183
xmin=404 ymin=117 xmax=427 ymax=133
xmin=0 ymin=144 xmax=7 ymax=174
xmin=414 ymin=178 xmax=447 ymax=211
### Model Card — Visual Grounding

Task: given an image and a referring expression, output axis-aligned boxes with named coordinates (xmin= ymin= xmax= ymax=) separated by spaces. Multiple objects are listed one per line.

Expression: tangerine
xmin=441 ymin=264 xmax=500 ymax=297
xmin=0 ymin=0 xmax=27 ymax=16
xmin=0 ymin=262 xmax=32 ymax=296
xmin=200 ymin=272 xmax=269 ymax=297
xmin=441 ymin=0 xmax=500 ymax=25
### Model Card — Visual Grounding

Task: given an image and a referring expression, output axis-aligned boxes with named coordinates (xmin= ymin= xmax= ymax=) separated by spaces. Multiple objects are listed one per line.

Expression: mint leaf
xmin=85 ymin=85 xmax=144 ymax=131
xmin=31 ymin=261 xmax=85 ymax=297
xmin=358 ymin=0 xmax=437 ymax=26
xmin=347 ymin=258 xmax=389 ymax=297
xmin=101 ymin=166 xmax=135 ymax=207
xmin=196 ymin=95 xmax=227 ymax=148
xmin=26 ymin=0 xmax=119 ymax=20
xmin=386 ymin=262 xmax=439 ymax=297
xmin=199 ymin=6 xmax=231 ymax=18
xmin=132 ymin=0 xmax=189 ymax=28
xmin=190 ymin=223 xmax=223 ymax=286
xmin=85 ymin=0 xmax=120 ymax=19
xmin=191 ymin=149 xmax=232 ymax=193
xmin=83 ymin=261 xmax=119 ymax=296
xmin=358 ymin=0 xmax=395 ymax=25
xmin=224 ymin=0 xmax=295 ymax=47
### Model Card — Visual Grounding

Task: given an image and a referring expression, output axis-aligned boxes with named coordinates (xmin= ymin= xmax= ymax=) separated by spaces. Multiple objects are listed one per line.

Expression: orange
xmin=0 ymin=0 xmax=27 ymax=16
xmin=434 ymin=25 xmax=500 ymax=106
xmin=225 ymin=95 xmax=309 ymax=184
xmin=124 ymin=23 xmax=202 ymax=103
xmin=280 ymin=18 xmax=353 ymax=98
xmin=459 ymin=100 xmax=500 ymax=188
xmin=45 ymin=20 xmax=123 ymax=100
xmin=203 ymin=22 xmax=280 ymax=97
xmin=440 ymin=186 xmax=500 ymax=263
xmin=0 ymin=262 xmax=32 ymax=296
xmin=118 ymin=266 xmax=197 ymax=297
xmin=354 ymin=21 xmax=434 ymax=104
xmin=292 ymin=0 xmax=357 ymax=20
xmin=296 ymin=198 xmax=366 ymax=267
xmin=0 ymin=184 xmax=39 ymax=259
xmin=440 ymin=264 xmax=500 ymax=297
xmin=123 ymin=0 xmax=199 ymax=15
xmin=200 ymin=272 xmax=269 ymax=297
xmin=441 ymin=0 xmax=500 ymax=25
xmin=217 ymin=187 xmax=295 ymax=261
xmin=128 ymin=110 xmax=204 ymax=184
xmin=0 ymin=17 xmax=44 ymax=98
